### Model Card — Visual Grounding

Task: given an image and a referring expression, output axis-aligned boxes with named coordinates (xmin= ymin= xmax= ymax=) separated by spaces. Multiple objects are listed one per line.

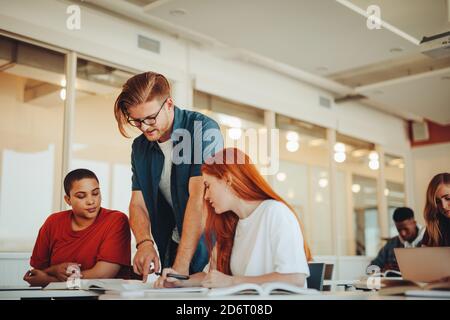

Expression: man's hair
xmin=393 ymin=207 xmax=414 ymax=222
xmin=114 ymin=71 xmax=171 ymax=138
xmin=63 ymin=169 xmax=99 ymax=196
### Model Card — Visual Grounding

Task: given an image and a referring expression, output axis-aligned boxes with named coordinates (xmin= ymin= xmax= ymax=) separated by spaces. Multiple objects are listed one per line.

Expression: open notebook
xmin=207 ymin=282 xmax=319 ymax=297
xmin=45 ymin=280 xmax=319 ymax=296
xmin=44 ymin=279 xmax=154 ymax=291
xmin=45 ymin=279 xmax=209 ymax=294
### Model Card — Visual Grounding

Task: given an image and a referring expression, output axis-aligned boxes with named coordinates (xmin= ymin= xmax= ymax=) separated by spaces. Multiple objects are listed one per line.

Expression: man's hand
xmin=46 ymin=262 xmax=81 ymax=282
xmin=133 ymin=241 xmax=160 ymax=283
xmin=23 ymin=269 xmax=52 ymax=287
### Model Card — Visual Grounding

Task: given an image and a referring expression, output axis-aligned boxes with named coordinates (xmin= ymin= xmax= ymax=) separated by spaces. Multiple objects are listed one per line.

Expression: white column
xmin=60 ymin=51 xmax=76 ymax=210
xmin=403 ymin=150 xmax=418 ymax=221
xmin=172 ymin=77 xmax=193 ymax=110
xmin=264 ymin=110 xmax=276 ymax=186
xmin=345 ymin=169 xmax=356 ymax=255
xmin=326 ymin=128 xmax=340 ymax=280
xmin=376 ymin=145 xmax=389 ymax=240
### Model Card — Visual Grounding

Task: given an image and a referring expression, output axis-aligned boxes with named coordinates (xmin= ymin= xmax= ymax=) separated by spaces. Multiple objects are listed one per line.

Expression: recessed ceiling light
xmin=170 ymin=8 xmax=187 ymax=16
xmin=389 ymin=47 xmax=403 ymax=53
xmin=315 ymin=66 xmax=329 ymax=73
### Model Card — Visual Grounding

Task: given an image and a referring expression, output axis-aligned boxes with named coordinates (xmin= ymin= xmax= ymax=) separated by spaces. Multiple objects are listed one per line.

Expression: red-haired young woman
xmin=155 ymin=148 xmax=312 ymax=289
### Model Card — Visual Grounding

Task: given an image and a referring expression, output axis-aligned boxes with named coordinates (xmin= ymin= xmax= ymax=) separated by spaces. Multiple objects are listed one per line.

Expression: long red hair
xmin=201 ymin=148 xmax=312 ymax=275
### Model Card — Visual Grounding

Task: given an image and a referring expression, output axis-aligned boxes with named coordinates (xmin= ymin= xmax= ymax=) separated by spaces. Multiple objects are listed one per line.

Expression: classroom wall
xmin=412 ymin=142 xmax=450 ymax=226
xmin=0 ymin=0 xmax=411 ymax=154
xmin=0 ymin=0 xmax=415 ymax=257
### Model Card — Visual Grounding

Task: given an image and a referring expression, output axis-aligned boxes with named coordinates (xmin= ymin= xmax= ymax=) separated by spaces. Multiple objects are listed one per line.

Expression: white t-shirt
xmin=157 ymin=139 xmax=180 ymax=243
xmin=230 ymin=199 xmax=310 ymax=287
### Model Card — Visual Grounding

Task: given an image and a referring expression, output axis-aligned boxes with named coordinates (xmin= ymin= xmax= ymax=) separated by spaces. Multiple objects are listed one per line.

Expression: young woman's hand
xmin=133 ymin=241 xmax=160 ymax=283
xmin=47 ymin=262 xmax=81 ymax=282
xmin=23 ymin=269 xmax=52 ymax=287
xmin=153 ymin=268 xmax=183 ymax=288
xmin=201 ymin=270 xmax=234 ymax=288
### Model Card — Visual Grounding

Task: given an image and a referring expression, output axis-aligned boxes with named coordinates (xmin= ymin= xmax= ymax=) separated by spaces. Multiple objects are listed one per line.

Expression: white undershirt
xmin=157 ymin=139 xmax=180 ymax=243
xmin=230 ymin=199 xmax=310 ymax=288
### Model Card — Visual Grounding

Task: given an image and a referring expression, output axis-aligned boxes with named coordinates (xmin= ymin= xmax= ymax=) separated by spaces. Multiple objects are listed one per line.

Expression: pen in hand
xmin=154 ymin=272 xmax=190 ymax=280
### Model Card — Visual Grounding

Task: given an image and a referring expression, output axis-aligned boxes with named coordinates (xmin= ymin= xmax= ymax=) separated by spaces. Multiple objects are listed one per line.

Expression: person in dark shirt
xmin=114 ymin=72 xmax=223 ymax=282
xmin=369 ymin=207 xmax=425 ymax=272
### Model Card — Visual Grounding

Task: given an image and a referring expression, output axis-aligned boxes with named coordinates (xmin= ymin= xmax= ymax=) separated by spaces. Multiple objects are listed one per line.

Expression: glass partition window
xmin=193 ymin=91 xmax=266 ymax=170
xmin=334 ymin=133 xmax=379 ymax=256
xmin=0 ymin=35 xmax=65 ymax=251
xmin=72 ymin=58 xmax=137 ymax=215
xmin=384 ymin=154 xmax=406 ymax=237
xmin=275 ymin=115 xmax=332 ymax=255
xmin=352 ymin=175 xmax=379 ymax=257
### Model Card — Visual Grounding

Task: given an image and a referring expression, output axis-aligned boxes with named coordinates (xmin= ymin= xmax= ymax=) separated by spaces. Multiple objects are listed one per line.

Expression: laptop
xmin=394 ymin=247 xmax=450 ymax=283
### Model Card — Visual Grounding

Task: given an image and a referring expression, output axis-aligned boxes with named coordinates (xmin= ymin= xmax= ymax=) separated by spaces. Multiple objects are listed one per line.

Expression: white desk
xmin=0 ymin=289 xmax=99 ymax=300
xmin=97 ymin=290 xmax=439 ymax=300
xmin=2 ymin=289 xmax=448 ymax=301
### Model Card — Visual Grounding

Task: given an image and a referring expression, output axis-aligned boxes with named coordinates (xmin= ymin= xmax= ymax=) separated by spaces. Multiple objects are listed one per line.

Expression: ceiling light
xmin=384 ymin=188 xmax=390 ymax=196
xmin=369 ymin=151 xmax=379 ymax=161
xmin=352 ymin=184 xmax=361 ymax=193
xmin=389 ymin=47 xmax=403 ymax=53
xmin=276 ymin=172 xmax=287 ymax=182
xmin=334 ymin=143 xmax=346 ymax=153
xmin=169 ymin=8 xmax=187 ymax=16
xmin=286 ymin=141 xmax=299 ymax=152
xmin=286 ymin=131 xmax=299 ymax=141
xmin=369 ymin=160 xmax=379 ymax=170
xmin=318 ymin=178 xmax=328 ymax=188
xmin=218 ymin=114 xmax=242 ymax=128
xmin=59 ymin=88 xmax=66 ymax=101
xmin=334 ymin=152 xmax=346 ymax=163
xmin=315 ymin=66 xmax=329 ymax=73
xmin=228 ymin=128 xmax=242 ymax=140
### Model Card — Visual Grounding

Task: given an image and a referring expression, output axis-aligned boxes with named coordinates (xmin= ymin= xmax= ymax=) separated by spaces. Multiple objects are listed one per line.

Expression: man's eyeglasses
xmin=127 ymin=97 xmax=169 ymax=128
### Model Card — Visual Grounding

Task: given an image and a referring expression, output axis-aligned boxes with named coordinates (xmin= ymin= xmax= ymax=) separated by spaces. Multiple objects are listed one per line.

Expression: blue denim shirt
xmin=130 ymin=106 xmax=223 ymax=272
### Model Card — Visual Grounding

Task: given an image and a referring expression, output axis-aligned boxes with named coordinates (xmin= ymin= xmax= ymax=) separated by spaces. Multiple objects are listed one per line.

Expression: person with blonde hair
xmin=422 ymin=173 xmax=450 ymax=247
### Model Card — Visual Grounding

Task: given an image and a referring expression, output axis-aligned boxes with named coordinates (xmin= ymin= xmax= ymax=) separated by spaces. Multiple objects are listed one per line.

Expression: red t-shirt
xmin=30 ymin=208 xmax=131 ymax=278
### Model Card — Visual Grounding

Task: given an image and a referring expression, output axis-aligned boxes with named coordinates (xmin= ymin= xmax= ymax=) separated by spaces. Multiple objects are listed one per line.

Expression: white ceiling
xmin=358 ymin=67 xmax=450 ymax=124
xmin=144 ymin=0 xmax=423 ymax=75
xmin=85 ymin=0 xmax=450 ymax=124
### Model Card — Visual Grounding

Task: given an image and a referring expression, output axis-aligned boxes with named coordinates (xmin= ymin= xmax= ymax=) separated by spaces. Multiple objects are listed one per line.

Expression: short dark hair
xmin=63 ymin=169 xmax=99 ymax=196
xmin=393 ymin=207 xmax=414 ymax=222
